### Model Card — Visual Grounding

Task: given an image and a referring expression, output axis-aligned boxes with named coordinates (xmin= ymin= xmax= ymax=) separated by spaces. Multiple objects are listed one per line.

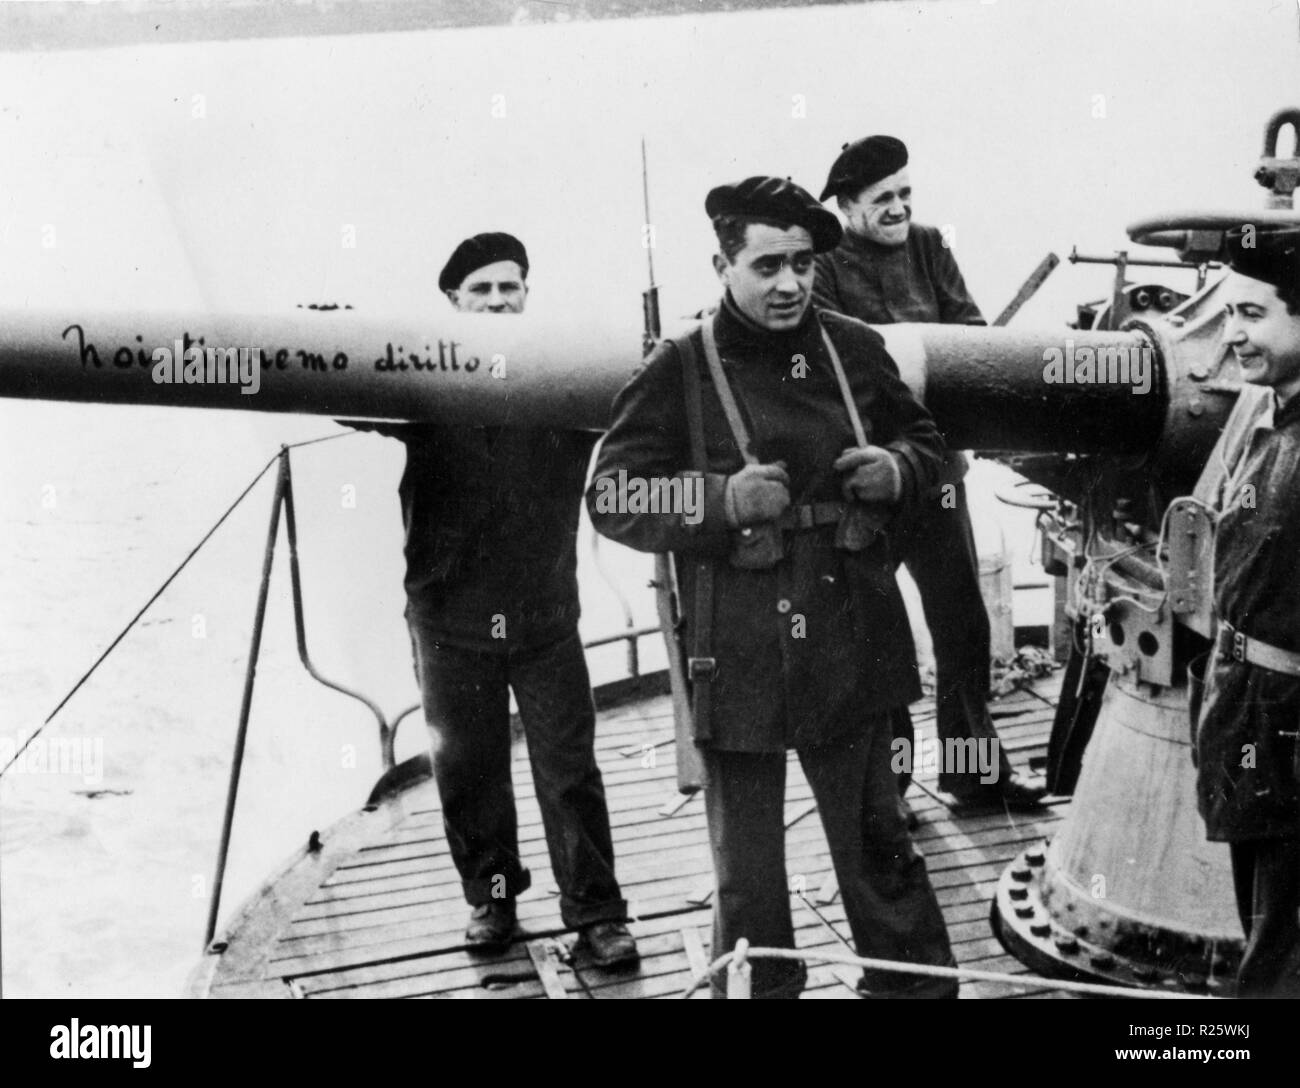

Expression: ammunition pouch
xmin=834 ymin=502 xmax=890 ymax=553
xmin=729 ymin=521 xmax=785 ymax=569
xmin=730 ymin=502 xmax=857 ymax=567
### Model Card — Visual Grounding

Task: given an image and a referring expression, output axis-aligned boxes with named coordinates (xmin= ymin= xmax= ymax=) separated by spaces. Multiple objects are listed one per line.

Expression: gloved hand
xmin=724 ymin=461 xmax=791 ymax=528
xmin=834 ymin=446 xmax=901 ymax=504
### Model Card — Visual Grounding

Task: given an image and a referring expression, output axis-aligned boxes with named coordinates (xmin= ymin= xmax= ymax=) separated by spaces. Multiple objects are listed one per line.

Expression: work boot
xmin=998 ymin=773 xmax=1049 ymax=807
xmin=465 ymin=899 xmax=516 ymax=954
xmin=856 ymin=971 xmax=959 ymax=999
xmin=948 ymin=772 xmax=1047 ymax=811
xmin=577 ymin=921 xmax=640 ymax=969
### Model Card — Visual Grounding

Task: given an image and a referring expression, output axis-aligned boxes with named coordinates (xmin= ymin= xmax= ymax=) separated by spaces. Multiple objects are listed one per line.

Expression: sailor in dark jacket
xmin=1191 ymin=228 xmax=1300 ymax=997
xmin=814 ymin=136 xmax=1046 ymax=810
xmin=813 ymin=137 xmax=981 ymax=327
xmin=393 ymin=233 xmax=637 ymax=967
xmin=589 ymin=177 xmax=957 ymax=998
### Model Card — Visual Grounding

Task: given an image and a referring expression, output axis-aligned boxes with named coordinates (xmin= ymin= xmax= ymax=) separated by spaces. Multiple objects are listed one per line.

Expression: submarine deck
xmin=190 ymin=672 xmax=1071 ymax=999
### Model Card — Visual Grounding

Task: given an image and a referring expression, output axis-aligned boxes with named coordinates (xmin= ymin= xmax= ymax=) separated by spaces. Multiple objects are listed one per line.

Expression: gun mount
xmin=992 ymin=108 xmax=1300 ymax=995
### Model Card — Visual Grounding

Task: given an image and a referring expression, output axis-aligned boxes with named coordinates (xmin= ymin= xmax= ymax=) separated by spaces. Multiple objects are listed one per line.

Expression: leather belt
xmin=775 ymin=501 xmax=846 ymax=532
xmin=1218 ymin=621 xmax=1300 ymax=677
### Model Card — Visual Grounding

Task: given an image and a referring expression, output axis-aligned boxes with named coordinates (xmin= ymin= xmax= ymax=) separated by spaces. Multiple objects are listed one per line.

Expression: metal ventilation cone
xmin=993 ymin=672 xmax=1242 ymax=995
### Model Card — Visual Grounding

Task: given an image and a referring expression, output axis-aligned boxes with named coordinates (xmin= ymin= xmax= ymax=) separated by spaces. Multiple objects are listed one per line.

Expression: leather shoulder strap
xmin=818 ymin=315 xmax=872 ymax=447
xmin=673 ymin=333 xmax=708 ymax=473
xmin=700 ymin=317 xmax=758 ymax=465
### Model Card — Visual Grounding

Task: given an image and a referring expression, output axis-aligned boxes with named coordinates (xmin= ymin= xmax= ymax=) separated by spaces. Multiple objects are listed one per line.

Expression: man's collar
xmin=720 ymin=291 xmax=766 ymax=334
xmin=716 ymin=291 xmax=816 ymax=345
xmin=1274 ymin=386 xmax=1300 ymax=429
xmin=841 ymin=226 xmax=911 ymax=256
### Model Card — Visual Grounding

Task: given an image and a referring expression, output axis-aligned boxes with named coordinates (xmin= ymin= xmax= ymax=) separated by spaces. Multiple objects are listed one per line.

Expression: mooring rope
xmin=680 ymin=943 xmax=1215 ymax=1000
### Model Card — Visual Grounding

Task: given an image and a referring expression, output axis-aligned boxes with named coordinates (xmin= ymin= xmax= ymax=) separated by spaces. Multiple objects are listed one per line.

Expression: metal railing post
xmin=279 ymin=453 xmax=392 ymax=767
xmin=203 ymin=450 xmax=290 ymax=950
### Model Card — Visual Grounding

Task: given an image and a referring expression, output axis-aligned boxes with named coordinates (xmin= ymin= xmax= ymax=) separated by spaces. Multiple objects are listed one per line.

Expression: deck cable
xmin=681 ymin=945 xmax=1214 ymax=1000
xmin=793 ymin=889 xmax=855 ymax=952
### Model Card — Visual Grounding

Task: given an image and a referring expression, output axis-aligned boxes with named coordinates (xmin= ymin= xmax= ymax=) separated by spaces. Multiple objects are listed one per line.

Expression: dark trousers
xmin=889 ymin=478 xmax=1013 ymax=794
xmin=408 ymin=622 xmax=627 ymax=929
xmin=702 ymin=721 xmax=956 ymax=999
xmin=1229 ymin=838 xmax=1300 ymax=997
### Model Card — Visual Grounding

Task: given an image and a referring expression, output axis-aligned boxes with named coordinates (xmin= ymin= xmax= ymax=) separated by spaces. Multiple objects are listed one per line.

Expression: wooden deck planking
xmin=287 ymin=811 xmax=1054 ymax=935
xmin=277 ymin=829 xmax=1049 ymax=954
xmin=267 ymin=846 xmax=1059 ymax=979
xmin=293 ymin=905 xmax=1040 ymax=1000
xmin=207 ymin=673 xmax=1072 ymax=998
xmin=268 ymin=814 xmax=1058 ymax=971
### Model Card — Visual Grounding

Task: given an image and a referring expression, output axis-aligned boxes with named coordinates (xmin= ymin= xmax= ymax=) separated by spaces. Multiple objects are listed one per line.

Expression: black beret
xmin=705 ymin=176 xmax=843 ymax=253
xmin=819 ymin=135 xmax=909 ymax=201
xmin=1224 ymin=225 xmax=1300 ymax=294
xmin=439 ymin=232 xmax=529 ymax=293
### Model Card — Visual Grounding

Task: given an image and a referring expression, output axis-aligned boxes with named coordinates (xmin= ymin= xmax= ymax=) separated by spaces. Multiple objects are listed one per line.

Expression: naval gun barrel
xmin=875 ymin=323 xmax=1163 ymax=454
xmin=0 ymin=309 xmax=1164 ymax=454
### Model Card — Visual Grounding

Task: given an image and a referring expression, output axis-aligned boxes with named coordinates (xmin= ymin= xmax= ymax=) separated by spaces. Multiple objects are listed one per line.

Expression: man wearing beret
xmin=816 ymin=136 xmax=1046 ymax=812
xmin=589 ymin=177 xmax=957 ymax=998
xmin=1191 ymin=227 xmax=1300 ymax=997
xmin=392 ymin=232 xmax=637 ymax=966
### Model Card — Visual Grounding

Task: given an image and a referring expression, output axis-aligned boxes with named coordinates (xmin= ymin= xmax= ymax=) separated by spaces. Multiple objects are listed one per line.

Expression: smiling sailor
xmin=1191 ymin=226 xmax=1300 ymax=998
xmin=814 ymin=135 xmax=1047 ymax=818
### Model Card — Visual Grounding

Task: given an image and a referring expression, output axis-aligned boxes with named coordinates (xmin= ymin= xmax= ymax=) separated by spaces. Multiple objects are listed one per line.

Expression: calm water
xmin=1 ymin=0 xmax=1297 ymax=996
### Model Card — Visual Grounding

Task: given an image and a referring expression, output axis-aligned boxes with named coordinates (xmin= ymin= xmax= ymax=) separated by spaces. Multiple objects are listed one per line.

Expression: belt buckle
xmin=687 ymin=656 xmax=717 ymax=681
xmin=1231 ymin=630 xmax=1247 ymax=664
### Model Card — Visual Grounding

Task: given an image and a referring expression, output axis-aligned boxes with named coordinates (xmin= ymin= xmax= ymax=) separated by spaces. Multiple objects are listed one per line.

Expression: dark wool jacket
xmin=587 ymin=294 xmax=943 ymax=751
xmin=1194 ymin=385 xmax=1300 ymax=840
xmin=813 ymin=222 xmax=985 ymax=326
xmin=397 ymin=423 xmax=597 ymax=652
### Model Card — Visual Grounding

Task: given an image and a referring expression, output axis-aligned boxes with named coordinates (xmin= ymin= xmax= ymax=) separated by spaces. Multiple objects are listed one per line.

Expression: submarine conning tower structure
xmin=0 ymin=110 xmax=1297 ymax=996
